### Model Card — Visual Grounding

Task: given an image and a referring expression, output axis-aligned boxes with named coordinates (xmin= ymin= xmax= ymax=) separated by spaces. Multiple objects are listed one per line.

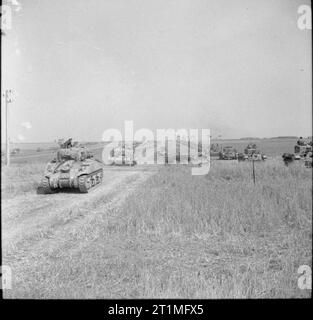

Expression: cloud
xmin=21 ymin=121 xmax=32 ymax=129
xmin=11 ymin=0 xmax=22 ymax=12
xmin=17 ymin=134 xmax=25 ymax=141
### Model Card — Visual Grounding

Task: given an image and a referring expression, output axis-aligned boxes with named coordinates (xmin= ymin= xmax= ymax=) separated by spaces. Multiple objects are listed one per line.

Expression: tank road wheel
xmin=97 ymin=171 xmax=103 ymax=184
xmin=78 ymin=175 xmax=91 ymax=193
xmin=41 ymin=177 xmax=55 ymax=194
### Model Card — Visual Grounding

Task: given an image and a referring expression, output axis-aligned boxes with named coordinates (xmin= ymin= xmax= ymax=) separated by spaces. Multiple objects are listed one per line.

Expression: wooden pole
xmin=5 ymin=90 xmax=11 ymax=166
xmin=154 ymin=139 xmax=157 ymax=164
xmin=188 ymin=136 xmax=190 ymax=163
xmin=122 ymin=140 xmax=125 ymax=165
xmin=165 ymin=136 xmax=168 ymax=165
xmin=252 ymin=158 xmax=256 ymax=185
xmin=176 ymin=135 xmax=180 ymax=163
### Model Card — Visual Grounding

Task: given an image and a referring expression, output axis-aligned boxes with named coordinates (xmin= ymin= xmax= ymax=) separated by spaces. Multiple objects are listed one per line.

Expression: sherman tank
xmin=210 ymin=143 xmax=221 ymax=158
xmin=282 ymin=137 xmax=312 ymax=167
xmin=294 ymin=143 xmax=312 ymax=160
xmin=108 ymin=142 xmax=137 ymax=166
xmin=304 ymin=153 xmax=313 ymax=168
xmin=40 ymin=139 xmax=103 ymax=194
xmin=243 ymin=144 xmax=266 ymax=161
xmin=219 ymin=146 xmax=238 ymax=160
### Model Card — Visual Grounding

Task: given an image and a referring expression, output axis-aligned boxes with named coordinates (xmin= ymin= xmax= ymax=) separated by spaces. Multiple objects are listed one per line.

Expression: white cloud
xmin=11 ymin=0 xmax=22 ymax=12
xmin=17 ymin=134 xmax=25 ymax=141
xmin=21 ymin=121 xmax=32 ymax=129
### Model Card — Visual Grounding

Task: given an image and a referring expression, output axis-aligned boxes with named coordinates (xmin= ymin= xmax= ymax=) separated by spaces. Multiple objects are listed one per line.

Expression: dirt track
xmin=2 ymin=166 xmax=157 ymax=297
xmin=3 ymin=166 xmax=157 ymax=248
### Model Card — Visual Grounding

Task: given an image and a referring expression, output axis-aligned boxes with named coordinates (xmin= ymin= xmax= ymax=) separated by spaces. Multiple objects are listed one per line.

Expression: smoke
xmin=21 ymin=122 xmax=32 ymax=129
xmin=17 ymin=134 xmax=25 ymax=141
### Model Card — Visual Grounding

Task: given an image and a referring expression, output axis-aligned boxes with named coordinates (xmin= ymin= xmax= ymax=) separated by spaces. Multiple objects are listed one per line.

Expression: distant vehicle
xmin=294 ymin=144 xmax=312 ymax=160
xmin=304 ymin=154 xmax=312 ymax=168
xmin=282 ymin=152 xmax=312 ymax=168
xmin=108 ymin=143 xmax=137 ymax=166
xmin=282 ymin=153 xmax=295 ymax=166
xmin=219 ymin=146 xmax=238 ymax=160
xmin=39 ymin=139 xmax=103 ymax=194
xmin=242 ymin=144 xmax=266 ymax=161
xmin=282 ymin=137 xmax=312 ymax=167
xmin=11 ymin=148 xmax=20 ymax=155
xmin=237 ymin=153 xmax=249 ymax=162
xmin=36 ymin=147 xmax=42 ymax=152
xmin=295 ymin=138 xmax=312 ymax=166
xmin=210 ymin=143 xmax=221 ymax=157
xmin=109 ymin=155 xmax=137 ymax=166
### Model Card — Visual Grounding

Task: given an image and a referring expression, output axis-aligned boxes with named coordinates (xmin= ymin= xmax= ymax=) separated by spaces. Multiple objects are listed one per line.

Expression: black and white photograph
xmin=1 ymin=0 xmax=312 ymax=306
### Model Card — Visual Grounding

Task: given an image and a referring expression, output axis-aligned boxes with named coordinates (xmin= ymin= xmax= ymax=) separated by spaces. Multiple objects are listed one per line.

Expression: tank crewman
xmin=61 ymin=138 xmax=73 ymax=148
xmin=297 ymin=137 xmax=305 ymax=146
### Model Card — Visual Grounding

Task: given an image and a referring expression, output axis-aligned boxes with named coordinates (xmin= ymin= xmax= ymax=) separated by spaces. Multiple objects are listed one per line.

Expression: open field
xmin=1 ymin=143 xmax=107 ymax=165
xmin=2 ymin=137 xmax=298 ymax=166
xmin=1 ymin=145 xmax=311 ymax=298
xmin=211 ymin=137 xmax=299 ymax=156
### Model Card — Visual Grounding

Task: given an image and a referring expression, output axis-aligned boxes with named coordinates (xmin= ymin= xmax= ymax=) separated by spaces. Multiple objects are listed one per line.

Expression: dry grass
xmin=76 ymin=160 xmax=310 ymax=298
xmin=3 ymin=159 xmax=311 ymax=298
xmin=1 ymin=162 xmax=45 ymax=198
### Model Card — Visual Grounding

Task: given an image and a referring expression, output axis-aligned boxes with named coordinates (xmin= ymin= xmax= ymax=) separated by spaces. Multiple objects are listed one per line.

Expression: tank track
xmin=40 ymin=177 xmax=55 ymax=194
xmin=78 ymin=169 xmax=103 ymax=193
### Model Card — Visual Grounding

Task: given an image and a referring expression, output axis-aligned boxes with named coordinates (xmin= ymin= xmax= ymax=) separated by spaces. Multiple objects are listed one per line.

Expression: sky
xmin=1 ymin=0 xmax=312 ymax=142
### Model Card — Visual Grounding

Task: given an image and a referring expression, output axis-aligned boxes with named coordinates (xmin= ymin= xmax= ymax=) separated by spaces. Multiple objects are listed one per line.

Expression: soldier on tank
xmin=61 ymin=138 xmax=73 ymax=149
xmin=297 ymin=137 xmax=305 ymax=146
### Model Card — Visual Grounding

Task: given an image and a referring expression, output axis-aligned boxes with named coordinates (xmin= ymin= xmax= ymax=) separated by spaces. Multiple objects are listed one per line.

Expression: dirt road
xmin=2 ymin=166 xmax=157 ymax=298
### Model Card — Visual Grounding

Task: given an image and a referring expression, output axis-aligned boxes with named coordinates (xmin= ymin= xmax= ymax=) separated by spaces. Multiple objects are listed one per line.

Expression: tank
xmin=295 ymin=140 xmax=312 ymax=167
xmin=283 ymin=138 xmax=313 ymax=167
xmin=282 ymin=153 xmax=295 ymax=166
xmin=210 ymin=143 xmax=221 ymax=158
xmin=238 ymin=153 xmax=248 ymax=162
xmin=294 ymin=143 xmax=312 ymax=160
xmin=219 ymin=146 xmax=238 ymax=160
xmin=107 ymin=142 xmax=137 ymax=166
xmin=40 ymin=140 xmax=103 ymax=194
xmin=243 ymin=144 xmax=266 ymax=161
xmin=304 ymin=153 xmax=313 ymax=168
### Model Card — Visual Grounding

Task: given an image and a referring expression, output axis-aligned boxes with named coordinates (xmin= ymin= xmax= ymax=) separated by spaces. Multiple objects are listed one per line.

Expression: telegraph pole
xmin=252 ymin=158 xmax=256 ymax=185
xmin=4 ymin=89 xmax=13 ymax=166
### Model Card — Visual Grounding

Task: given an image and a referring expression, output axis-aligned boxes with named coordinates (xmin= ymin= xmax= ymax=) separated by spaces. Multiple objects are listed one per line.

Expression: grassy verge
xmin=1 ymin=162 xmax=45 ymax=198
